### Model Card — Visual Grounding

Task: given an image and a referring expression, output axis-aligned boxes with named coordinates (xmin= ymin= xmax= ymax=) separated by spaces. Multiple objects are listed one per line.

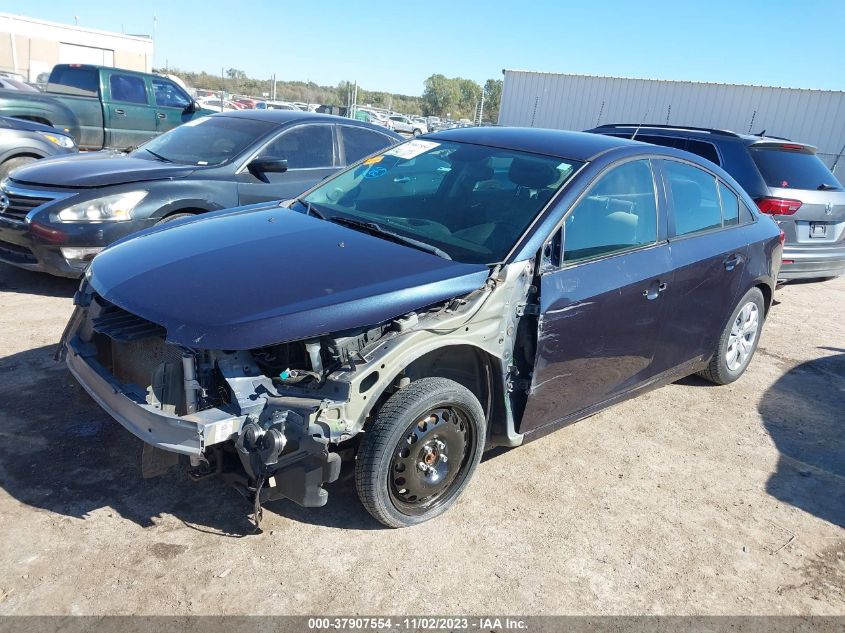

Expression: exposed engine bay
xmin=61 ymin=260 xmax=538 ymax=528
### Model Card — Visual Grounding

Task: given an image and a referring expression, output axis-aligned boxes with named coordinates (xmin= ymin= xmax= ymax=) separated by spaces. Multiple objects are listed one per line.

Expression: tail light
xmin=757 ymin=197 xmax=802 ymax=215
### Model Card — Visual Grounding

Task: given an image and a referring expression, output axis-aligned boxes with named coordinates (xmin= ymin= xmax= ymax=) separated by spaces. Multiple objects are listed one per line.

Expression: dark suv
xmin=587 ymin=124 xmax=845 ymax=280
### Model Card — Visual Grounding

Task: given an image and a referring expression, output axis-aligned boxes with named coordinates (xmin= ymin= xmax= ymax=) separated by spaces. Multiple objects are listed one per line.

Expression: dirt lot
xmin=0 ymin=263 xmax=842 ymax=616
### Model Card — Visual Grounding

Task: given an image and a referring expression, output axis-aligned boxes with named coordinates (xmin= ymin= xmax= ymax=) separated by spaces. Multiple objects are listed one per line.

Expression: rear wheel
xmin=699 ymin=287 xmax=765 ymax=385
xmin=412 ymin=128 xmax=422 ymax=137
xmin=0 ymin=156 xmax=37 ymax=179
xmin=355 ymin=377 xmax=486 ymax=528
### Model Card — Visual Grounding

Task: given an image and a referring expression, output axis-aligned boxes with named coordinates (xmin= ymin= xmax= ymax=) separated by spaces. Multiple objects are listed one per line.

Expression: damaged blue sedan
xmin=61 ymin=128 xmax=783 ymax=528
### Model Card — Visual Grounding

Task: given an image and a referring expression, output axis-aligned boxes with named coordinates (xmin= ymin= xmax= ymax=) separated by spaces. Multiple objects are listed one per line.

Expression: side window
xmin=341 ymin=126 xmax=393 ymax=164
xmin=260 ymin=125 xmax=334 ymax=169
xmin=739 ymin=200 xmax=755 ymax=223
xmin=718 ymin=182 xmax=739 ymax=226
xmin=563 ymin=159 xmax=658 ymax=263
xmin=109 ymin=74 xmax=148 ymax=104
xmin=664 ymin=161 xmax=722 ymax=237
xmin=152 ymin=79 xmax=190 ymax=108
xmin=48 ymin=66 xmax=99 ymax=96
xmin=686 ymin=140 xmax=721 ymax=166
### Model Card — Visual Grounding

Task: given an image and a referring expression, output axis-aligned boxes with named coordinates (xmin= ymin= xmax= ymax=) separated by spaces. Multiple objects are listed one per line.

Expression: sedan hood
xmin=10 ymin=153 xmax=199 ymax=188
xmin=87 ymin=207 xmax=490 ymax=349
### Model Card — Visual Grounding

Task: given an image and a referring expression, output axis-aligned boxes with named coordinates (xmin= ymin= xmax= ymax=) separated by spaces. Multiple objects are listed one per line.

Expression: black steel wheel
xmin=355 ymin=377 xmax=486 ymax=527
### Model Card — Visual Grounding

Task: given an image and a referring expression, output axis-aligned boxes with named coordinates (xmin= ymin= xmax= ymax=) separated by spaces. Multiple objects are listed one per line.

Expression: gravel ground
xmin=0 ymin=263 xmax=842 ymax=616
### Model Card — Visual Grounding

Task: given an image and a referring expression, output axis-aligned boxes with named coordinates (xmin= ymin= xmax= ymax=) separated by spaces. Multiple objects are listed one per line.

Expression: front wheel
xmin=0 ymin=156 xmax=37 ymax=179
xmin=355 ymin=377 xmax=486 ymax=527
xmin=699 ymin=287 xmax=765 ymax=385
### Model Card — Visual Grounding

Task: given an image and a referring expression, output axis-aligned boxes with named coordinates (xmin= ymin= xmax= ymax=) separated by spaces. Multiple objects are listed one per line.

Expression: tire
xmin=412 ymin=128 xmax=422 ymax=137
xmin=699 ymin=287 xmax=765 ymax=385
xmin=355 ymin=377 xmax=486 ymax=528
xmin=0 ymin=156 xmax=37 ymax=179
xmin=155 ymin=212 xmax=196 ymax=226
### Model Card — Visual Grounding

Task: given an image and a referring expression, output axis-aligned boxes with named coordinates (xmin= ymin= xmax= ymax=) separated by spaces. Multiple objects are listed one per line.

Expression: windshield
xmin=750 ymin=146 xmax=843 ymax=191
xmin=133 ymin=116 xmax=276 ymax=166
xmin=302 ymin=139 xmax=582 ymax=264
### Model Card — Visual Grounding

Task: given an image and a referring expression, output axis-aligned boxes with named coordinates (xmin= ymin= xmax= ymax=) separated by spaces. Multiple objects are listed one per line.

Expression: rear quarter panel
xmin=51 ymin=93 xmax=105 ymax=150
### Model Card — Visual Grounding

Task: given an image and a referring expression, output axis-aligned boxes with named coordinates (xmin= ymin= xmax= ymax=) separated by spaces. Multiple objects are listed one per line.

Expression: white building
xmin=498 ymin=69 xmax=845 ymax=173
xmin=0 ymin=13 xmax=153 ymax=83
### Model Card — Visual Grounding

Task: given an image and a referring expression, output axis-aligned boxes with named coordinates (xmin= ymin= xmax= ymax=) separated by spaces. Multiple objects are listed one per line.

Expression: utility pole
xmin=272 ymin=74 xmax=276 ymax=101
xmin=220 ymin=67 xmax=225 ymax=108
xmin=477 ymin=90 xmax=485 ymax=125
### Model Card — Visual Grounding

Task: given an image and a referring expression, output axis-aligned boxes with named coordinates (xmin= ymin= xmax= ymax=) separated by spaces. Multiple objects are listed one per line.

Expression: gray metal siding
xmin=499 ymin=70 xmax=845 ymax=173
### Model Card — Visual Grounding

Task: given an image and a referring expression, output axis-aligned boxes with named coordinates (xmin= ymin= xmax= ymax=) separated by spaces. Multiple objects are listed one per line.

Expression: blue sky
xmin=8 ymin=0 xmax=845 ymax=95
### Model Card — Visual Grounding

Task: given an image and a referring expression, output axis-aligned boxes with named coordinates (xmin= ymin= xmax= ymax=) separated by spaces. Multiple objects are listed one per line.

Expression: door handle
xmin=114 ymin=108 xmax=125 ymax=116
xmin=724 ymin=254 xmax=742 ymax=271
xmin=156 ymin=112 xmax=166 ymax=119
xmin=642 ymin=281 xmax=667 ymax=300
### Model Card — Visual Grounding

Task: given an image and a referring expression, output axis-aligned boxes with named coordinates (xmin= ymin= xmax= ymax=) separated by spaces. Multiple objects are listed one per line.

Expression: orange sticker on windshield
xmin=363 ymin=156 xmax=384 ymax=165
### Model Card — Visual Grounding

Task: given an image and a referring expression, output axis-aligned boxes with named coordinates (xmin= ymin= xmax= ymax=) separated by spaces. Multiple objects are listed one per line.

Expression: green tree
xmin=422 ymin=74 xmax=459 ymax=117
xmin=483 ymin=79 xmax=503 ymax=123
xmin=457 ymin=78 xmax=482 ymax=118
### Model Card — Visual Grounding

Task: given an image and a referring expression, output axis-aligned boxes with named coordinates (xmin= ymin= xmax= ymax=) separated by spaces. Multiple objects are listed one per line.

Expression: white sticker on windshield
xmin=385 ymin=140 xmax=440 ymax=160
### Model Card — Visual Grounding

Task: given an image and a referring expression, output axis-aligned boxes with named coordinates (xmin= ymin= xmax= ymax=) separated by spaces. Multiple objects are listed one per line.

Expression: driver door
xmin=518 ymin=159 xmax=674 ymax=434
xmin=237 ymin=123 xmax=338 ymax=205
xmin=152 ymin=78 xmax=202 ymax=136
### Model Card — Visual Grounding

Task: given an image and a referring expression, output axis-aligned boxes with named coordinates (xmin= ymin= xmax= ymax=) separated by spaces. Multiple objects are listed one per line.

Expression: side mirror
xmin=248 ymin=158 xmax=288 ymax=183
xmin=184 ymin=101 xmax=199 ymax=114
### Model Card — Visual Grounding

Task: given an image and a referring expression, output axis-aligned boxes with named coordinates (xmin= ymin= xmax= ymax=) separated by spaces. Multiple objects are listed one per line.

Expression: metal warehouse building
xmin=498 ymin=69 xmax=845 ymax=174
xmin=0 ymin=13 xmax=153 ymax=83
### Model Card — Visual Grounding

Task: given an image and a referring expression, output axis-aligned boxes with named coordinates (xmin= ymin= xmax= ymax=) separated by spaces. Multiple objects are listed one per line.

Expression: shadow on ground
xmin=759 ymin=349 xmax=845 ymax=528
xmin=0 ymin=263 xmax=78 ymax=298
xmin=0 ymin=344 xmax=382 ymax=536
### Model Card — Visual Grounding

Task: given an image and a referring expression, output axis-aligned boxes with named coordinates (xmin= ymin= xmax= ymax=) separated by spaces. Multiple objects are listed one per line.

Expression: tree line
xmin=155 ymin=68 xmax=502 ymax=122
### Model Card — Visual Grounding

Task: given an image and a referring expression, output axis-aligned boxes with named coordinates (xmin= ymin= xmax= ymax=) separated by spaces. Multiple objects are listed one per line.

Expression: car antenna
xmin=631 ymin=110 xmax=649 ymax=141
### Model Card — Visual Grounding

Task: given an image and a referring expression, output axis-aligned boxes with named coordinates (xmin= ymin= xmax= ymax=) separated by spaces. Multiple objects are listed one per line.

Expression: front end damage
xmin=60 ymin=261 xmax=536 ymax=527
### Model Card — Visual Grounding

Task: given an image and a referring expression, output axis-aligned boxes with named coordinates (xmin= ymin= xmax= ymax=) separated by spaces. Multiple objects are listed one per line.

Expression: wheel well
xmin=756 ymin=282 xmax=773 ymax=316
xmin=399 ymin=345 xmax=504 ymax=434
xmin=2 ymin=153 xmax=41 ymax=162
xmin=162 ymin=208 xmax=203 ymax=219
xmin=14 ymin=115 xmax=52 ymax=127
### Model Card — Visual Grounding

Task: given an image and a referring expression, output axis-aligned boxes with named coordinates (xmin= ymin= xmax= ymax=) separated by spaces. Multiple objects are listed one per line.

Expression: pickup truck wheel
xmin=0 ymin=156 xmax=37 ymax=179
xmin=355 ymin=377 xmax=486 ymax=528
xmin=698 ymin=287 xmax=765 ymax=385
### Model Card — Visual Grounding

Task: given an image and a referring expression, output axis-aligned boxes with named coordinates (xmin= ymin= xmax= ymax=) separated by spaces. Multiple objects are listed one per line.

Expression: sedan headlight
xmin=57 ymin=191 xmax=148 ymax=222
xmin=38 ymin=131 xmax=76 ymax=149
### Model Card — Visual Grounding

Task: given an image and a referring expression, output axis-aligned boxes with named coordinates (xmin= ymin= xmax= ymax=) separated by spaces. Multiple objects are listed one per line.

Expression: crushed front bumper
xmin=65 ymin=335 xmax=244 ymax=456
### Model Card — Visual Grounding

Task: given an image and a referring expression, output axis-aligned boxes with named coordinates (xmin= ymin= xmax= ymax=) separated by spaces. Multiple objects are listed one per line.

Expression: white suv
xmin=387 ymin=115 xmax=427 ymax=136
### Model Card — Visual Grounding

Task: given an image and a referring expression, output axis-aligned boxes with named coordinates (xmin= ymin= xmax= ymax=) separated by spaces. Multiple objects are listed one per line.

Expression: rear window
xmin=750 ymin=146 xmax=843 ymax=191
xmin=47 ymin=66 xmax=99 ymax=97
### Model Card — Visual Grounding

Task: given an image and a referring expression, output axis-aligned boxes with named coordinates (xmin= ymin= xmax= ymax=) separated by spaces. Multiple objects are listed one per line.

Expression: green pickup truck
xmin=0 ymin=64 xmax=214 ymax=151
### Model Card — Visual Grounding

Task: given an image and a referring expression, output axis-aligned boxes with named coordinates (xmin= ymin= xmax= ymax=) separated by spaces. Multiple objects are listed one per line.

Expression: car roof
xmin=589 ymin=123 xmax=815 ymax=151
xmin=427 ymin=126 xmax=643 ymax=161
xmin=211 ymin=109 xmax=402 ymax=136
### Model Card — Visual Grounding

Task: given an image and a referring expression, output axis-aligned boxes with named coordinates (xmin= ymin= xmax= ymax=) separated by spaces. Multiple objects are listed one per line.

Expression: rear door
xmin=337 ymin=124 xmax=397 ymax=165
xmin=152 ymin=77 xmax=201 ymax=135
xmin=654 ymin=159 xmax=750 ymax=371
xmin=237 ymin=123 xmax=337 ymax=204
xmin=103 ymin=71 xmax=156 ymax=149
xmin=519 ymin=158 xmax=673 ymax=433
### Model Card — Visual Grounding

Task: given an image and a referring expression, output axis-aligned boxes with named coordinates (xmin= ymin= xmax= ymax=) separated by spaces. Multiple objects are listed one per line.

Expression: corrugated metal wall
xmin=498 ymin=70 xmax=845 ymax=173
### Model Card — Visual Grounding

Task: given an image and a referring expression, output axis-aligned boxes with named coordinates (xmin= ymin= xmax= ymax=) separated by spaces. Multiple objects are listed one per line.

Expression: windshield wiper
xmin=295 ymin=197 xmax=326 ymax=219
xmin=144 ymin=148 xmax=173 ymax=163
xmin=328 ymin=216 xmax=452 ymax=260
xmin=817 ymin=183 xmax=839 ymax=191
